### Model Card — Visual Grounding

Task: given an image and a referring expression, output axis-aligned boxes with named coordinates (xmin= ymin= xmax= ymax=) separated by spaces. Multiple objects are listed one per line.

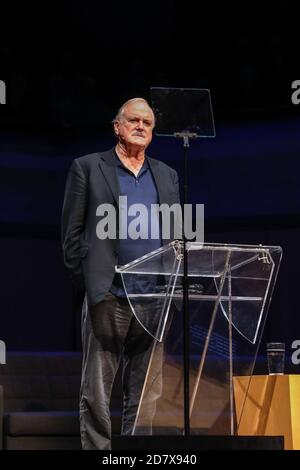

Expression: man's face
xmin=114 ymin=101 xmax=154 ymax=151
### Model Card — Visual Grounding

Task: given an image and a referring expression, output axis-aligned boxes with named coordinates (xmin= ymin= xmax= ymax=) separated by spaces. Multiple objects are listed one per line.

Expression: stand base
xmin=112 ymin=435 xmax=284 ymax=450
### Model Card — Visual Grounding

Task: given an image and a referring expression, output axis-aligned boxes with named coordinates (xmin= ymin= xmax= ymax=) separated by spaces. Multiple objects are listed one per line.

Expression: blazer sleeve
xmin=61 ymin=159 xmax=87 ymax=290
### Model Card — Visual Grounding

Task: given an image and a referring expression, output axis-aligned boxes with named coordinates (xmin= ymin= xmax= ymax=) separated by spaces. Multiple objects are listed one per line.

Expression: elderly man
xmin=62 ymin=98 xmax=180 ymax=450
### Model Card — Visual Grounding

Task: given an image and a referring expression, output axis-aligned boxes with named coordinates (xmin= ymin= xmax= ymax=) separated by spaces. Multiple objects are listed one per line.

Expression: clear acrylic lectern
xmin=115 ymin=241 xmax=282 ymax=436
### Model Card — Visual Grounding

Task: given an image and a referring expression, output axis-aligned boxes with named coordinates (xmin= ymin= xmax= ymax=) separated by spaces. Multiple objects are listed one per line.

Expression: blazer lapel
xmin=98 ymin=149 xmax=120 ymax=205
xmin=147 ymin=157 xmax=164 ymax=204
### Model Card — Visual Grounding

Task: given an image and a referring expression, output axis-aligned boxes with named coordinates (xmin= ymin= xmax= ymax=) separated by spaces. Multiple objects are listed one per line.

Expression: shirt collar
xmin=114 ymin=149 xmax=149 ymax=173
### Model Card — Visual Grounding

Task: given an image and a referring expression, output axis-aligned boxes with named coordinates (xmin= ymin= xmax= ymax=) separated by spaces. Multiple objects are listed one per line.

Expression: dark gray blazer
xmin=61 ymin=148 xmax=180 ymax=306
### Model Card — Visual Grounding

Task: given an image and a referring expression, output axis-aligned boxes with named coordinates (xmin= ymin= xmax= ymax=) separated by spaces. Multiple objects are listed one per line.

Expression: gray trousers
xmin=79 ymin=292 xmax=163 ymax=450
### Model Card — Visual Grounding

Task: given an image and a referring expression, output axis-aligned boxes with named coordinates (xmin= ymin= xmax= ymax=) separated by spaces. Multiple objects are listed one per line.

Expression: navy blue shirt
xmin=110 ymin=152 xmax=162 ymax=297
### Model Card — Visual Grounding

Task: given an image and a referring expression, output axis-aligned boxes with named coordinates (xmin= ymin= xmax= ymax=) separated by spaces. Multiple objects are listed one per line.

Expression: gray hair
xmin=112 ymin=97 xmax=155 ymax=126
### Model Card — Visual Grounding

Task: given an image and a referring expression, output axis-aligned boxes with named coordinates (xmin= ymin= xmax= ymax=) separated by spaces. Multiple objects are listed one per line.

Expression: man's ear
xmin=114 ymin=121 xmax=119 ymax=136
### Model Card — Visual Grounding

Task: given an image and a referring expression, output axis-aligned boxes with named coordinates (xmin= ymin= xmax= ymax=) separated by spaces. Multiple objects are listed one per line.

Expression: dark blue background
xmin=0 ymin=2 xmax=300 ymax=373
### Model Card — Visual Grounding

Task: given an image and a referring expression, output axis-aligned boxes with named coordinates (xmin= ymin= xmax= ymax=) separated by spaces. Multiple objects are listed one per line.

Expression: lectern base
xmin=112 ymin=435 xmax=284 ymax=450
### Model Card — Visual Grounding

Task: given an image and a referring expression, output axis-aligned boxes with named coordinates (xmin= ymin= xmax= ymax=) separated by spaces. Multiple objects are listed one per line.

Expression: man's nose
xmin=136 ymin=119 xmax=145 ymax=129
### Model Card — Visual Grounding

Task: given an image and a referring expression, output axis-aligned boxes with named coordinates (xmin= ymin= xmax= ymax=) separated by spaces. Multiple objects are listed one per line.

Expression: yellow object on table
xmin=234 ymin=375 xmax=300 ymax=450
